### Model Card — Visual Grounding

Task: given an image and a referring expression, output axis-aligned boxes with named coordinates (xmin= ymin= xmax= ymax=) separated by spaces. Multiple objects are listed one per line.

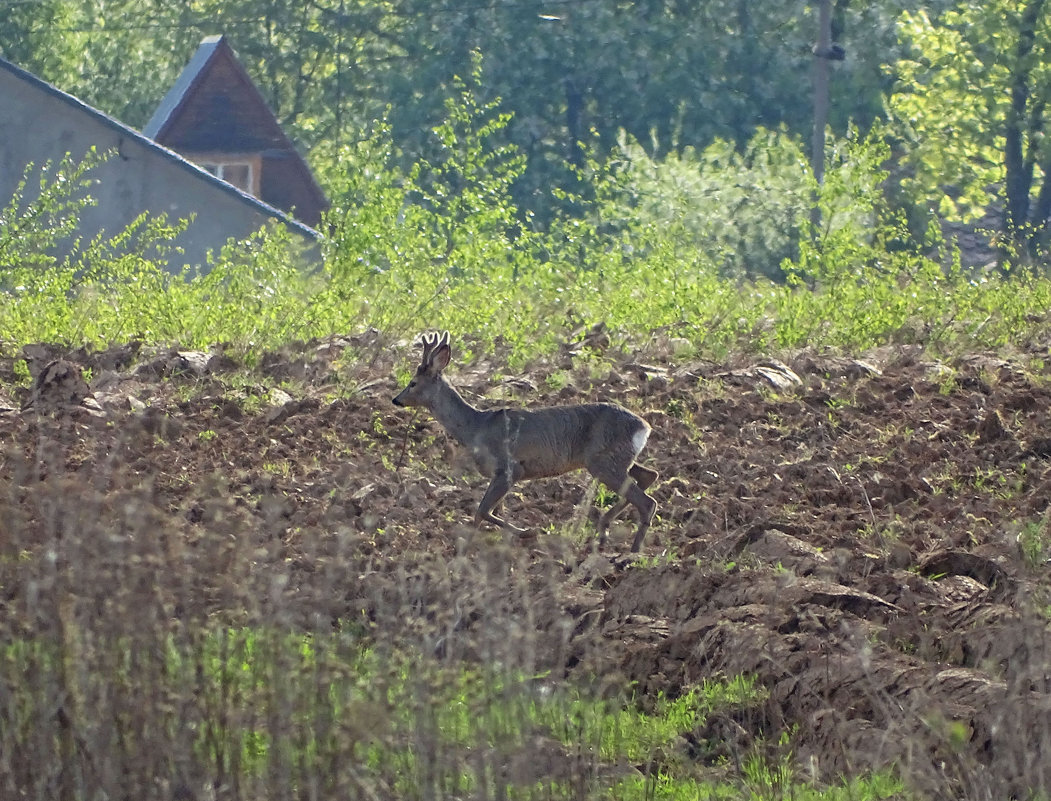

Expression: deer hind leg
xmin=597 ymin=466 xmax=658 ymax=531
xmin=626 ymin=480 xmax=657 ymax=552
xmin=597 ymin=496 xmax=630 ymax=546
xmin=476 ymin=469 xmax=528 ymax=534
xmin=630 ymin=464 xmax=659 ymax=490
xmin=591 ymin=458 xmax=658 ymax=551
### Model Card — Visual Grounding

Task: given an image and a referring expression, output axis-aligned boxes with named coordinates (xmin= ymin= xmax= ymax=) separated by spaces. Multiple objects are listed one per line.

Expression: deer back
xmin=469 ymin=403 xmax=648 ymax=480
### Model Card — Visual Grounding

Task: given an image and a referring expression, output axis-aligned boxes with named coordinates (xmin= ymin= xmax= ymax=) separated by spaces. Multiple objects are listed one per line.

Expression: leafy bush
xmin=593 ymin=127 xmax=813 ymax=282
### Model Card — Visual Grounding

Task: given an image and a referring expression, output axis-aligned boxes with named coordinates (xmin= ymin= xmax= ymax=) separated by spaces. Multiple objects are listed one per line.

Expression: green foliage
xmin=0 ymin=149 xmax=104 ymax=274
xmin=3 ymin=0 xmax=929 ymax=224
xmin=0 ymin=149 xmax=194 ymax=345
xmin=0 ymin=0 xmax=80 ymax=83
xmin=318 ymin=66 xmax=536 ymax=350
xmin=888 ymin=2 xmax=1051 ymax=257
xmin=5 ymin=66 xmax=1051 ymax=363
xmin=180 ymin=223 xmax=323 ymax=345
xmin=591 ymin=127 xmax=815 ymax=283
xmin=1018 ymin=513 xmax=1051 ymax=568
xmin=410 ymin=54 xmax=529 ymax=261
xmin=607 ymin=770 xmax=903 ymax=801
xmin=889 ymin=7 xmax=1010 ymax=222
xmin=535 ymin=675 xmax=762 ymax=766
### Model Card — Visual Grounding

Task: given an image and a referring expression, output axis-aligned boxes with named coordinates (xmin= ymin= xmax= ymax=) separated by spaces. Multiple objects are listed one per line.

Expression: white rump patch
xmin=631 ymin=427 xmax=650 ymax=455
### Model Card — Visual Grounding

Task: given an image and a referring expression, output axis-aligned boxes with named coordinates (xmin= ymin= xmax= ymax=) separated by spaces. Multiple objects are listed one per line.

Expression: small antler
xmin=419 ymin=331 xmax=450 ymax=367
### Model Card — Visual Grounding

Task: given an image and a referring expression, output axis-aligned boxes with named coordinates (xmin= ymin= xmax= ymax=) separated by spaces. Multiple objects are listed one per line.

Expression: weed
xmin=936 ymin=367 xmax=959 ymax=396
xmin=1018 ymin=514 xmax=1051 ymax=568
xmin=595 ymin=483 xmax=618 ymax=509
xmin=544 ymin=370 xmax=571 ymax=392
xmin=262 ymin=460 xmax=293 ymax=479
xmin=11 ymin=359 xmax=30 ymax=388
xmin=665 ymin=397 xmax=688 ymax=420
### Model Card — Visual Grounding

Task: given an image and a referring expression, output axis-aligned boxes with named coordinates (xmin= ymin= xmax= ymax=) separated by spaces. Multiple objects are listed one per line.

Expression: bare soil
xmin=4 ymin=330 xmax=1051 ymax=797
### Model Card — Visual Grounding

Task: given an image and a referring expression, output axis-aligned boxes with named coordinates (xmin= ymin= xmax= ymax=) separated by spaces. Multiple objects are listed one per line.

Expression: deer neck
xmin=428 ymin=379 xmax=487 ymax=445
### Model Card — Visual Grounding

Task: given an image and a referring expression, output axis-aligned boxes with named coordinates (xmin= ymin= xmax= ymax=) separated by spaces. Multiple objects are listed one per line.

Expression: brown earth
xmin=3 ymin=330 xmax=1051 ymax=798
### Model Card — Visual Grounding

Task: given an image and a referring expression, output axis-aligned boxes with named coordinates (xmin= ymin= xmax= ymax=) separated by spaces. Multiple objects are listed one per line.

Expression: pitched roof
xmin=143 ymin=35 xmax=225 ymax=140
xmin=145 ymin=35 xmax=291 ymax=147
xmin=143 ymin=35 xmax=327 ymax=225
xmin=0 ymin=52 xmax=319 ymax=241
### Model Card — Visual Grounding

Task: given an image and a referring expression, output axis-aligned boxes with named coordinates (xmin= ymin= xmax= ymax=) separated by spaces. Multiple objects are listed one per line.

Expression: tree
xmin=0 ymin=0 xmax=82 ymax=82
xmin=2 ymin=0 xmax=935 ymax=224
xmin=889 ymin=1 xmax=1051 ymax=262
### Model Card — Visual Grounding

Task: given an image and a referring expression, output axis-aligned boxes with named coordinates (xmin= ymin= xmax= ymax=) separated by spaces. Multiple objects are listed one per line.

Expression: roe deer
xmin=392 ymin=331 xmax=658 ymax=551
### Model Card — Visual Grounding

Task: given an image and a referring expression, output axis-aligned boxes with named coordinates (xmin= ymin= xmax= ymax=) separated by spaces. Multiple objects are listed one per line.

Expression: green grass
xmin=1 ymin=625 xmax=905 ymax=800
xmin=610 ymin=766 xmax=904 ymax=801
xmin=5 ymin=228 xmax=1050 ymax=381
xmin=1018 ymin=514 xmax=1051 ymax=568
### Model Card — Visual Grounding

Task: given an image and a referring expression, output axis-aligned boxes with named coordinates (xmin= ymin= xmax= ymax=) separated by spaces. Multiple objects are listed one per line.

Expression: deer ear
xmin=432 ymin=344 xmax=451 ymax=372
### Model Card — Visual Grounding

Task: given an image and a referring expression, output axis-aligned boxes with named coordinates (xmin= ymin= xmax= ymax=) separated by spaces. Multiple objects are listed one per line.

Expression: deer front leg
xmin=475 ymin=470 xmax=528 ymax=533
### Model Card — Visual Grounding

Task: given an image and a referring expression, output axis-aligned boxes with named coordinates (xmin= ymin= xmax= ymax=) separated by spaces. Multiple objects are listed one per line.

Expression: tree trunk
xmin=811 ymin=0 xmax=832 ymax=187
xmin=1003 ymin=0 xmax=1046 ymax=262
xmin=811 ymin=0 xmax=833 ymax=234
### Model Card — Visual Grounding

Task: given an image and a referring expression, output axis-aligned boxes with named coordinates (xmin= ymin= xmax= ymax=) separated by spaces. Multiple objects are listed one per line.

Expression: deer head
xmin=391 ymin=331 xmax=451 ymax=408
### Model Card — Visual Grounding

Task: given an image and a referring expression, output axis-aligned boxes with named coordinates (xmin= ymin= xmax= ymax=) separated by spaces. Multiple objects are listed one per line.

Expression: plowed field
xmin=4 ymin=331 xmax=1051 ymax=797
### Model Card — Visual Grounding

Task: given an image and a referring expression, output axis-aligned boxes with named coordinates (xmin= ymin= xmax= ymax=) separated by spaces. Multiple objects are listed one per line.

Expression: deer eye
xmin=408 ymin=380 xmax=417 ymax=388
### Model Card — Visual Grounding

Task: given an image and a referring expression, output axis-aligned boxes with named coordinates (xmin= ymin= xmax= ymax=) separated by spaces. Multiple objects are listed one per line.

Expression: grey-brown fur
xmin=392 ymin=331 xmax=658 ymax=551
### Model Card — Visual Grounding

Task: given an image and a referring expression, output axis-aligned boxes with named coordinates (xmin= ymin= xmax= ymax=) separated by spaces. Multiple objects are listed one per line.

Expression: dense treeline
xmin=3 ymin=1 xmax=907 ymax=144
xmin=6 ymin=1 xmax=1051 ymax=270
xmin=2 ymin=1 xmax=943 ymax=219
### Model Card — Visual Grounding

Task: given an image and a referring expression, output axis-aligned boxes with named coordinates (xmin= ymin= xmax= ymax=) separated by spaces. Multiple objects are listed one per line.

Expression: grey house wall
xmin=0 ymin=58 xmax=319 ymax=272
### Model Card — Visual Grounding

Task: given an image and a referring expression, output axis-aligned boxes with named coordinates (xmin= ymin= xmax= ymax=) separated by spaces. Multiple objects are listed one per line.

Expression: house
xmin=0 ymin=53 xmax=319 ymax=273
xmin=144 ymin=35 xmax=328 ymax=229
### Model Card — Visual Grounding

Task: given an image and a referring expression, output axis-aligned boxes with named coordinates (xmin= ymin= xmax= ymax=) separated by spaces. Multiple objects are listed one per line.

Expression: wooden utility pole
xmin=811 ymin=0 xmax=833 ymax=187
xmin=810 ymin=0 xmax=834 ymax=233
